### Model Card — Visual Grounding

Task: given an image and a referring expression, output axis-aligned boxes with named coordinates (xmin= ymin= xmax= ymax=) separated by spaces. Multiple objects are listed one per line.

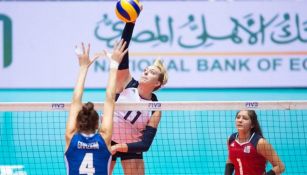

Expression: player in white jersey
xmin=65 ymin=40 xmax=127 ymax=175
xmin=109 ymin=7 xmax=168 ymax=175
xmin=112 ymin=87 xmax=153 ymax=144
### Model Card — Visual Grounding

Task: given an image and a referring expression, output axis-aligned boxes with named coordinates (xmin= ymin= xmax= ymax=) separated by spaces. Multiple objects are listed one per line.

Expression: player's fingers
xmin=92 ymin=53 xmax=100 ymax=62
xmin=81 ymin=42 xmax=85 ymax=54
xmin=121 ymin=48 xmax=128 ymax=57
xmin=120 ymin=41 xmax=127 ymax=52
xmin=102 ymin=50 xmax=112 ymax=59
xmin=117 ymin=39 xmax=124 ymax=51
xmin=86 ymin=43 xmax=91 ymax=56
xmin=113 ymin=40 xmax=119 ymax=51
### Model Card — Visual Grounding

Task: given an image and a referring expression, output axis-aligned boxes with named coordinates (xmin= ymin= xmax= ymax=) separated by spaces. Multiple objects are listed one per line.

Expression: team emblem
xmin=244 ymin=146 xmax=251 ymax=153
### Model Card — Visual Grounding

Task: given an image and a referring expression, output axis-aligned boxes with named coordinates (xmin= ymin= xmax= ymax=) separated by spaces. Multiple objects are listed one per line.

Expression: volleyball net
xmin=0 ymin=101 xmax=307 ymax=175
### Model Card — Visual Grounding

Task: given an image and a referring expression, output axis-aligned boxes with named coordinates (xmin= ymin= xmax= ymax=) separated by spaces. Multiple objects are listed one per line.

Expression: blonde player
xmin=109 ymin=9 xmax=168 ymax=175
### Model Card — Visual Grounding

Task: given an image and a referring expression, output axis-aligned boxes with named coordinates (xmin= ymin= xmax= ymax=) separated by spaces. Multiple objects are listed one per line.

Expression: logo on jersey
xmin=244 ymin=146 xmax=251 ymax=153
xmin=230 ymin=142 xmax=235 ymax=147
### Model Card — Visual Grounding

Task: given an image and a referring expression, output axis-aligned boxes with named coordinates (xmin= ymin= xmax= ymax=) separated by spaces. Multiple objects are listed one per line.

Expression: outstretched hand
xmin=103 ymin=39 xmax=128 ymax=65
xmin=75 ymin=43 xmax=101 ymax=68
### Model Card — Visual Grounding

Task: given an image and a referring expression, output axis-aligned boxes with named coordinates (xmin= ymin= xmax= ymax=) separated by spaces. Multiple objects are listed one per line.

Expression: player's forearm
xmin=114 ymin=143 xmax=128 ymax=153
xmin=100 ymin=67 xmax=118 ymax=140
xmin=265 ymin=160 xmax=285 ymax=175
xmin=127 ymin=125 xmax=157 ymax=153
xmin=105 ymin=68 xmax=118 ymax=99
xmin=118 ymin=23 xmax=135 ymax=70
xmin=121 ymin=23 xmax=134 ymax=50
xmin=270 ymin=163 xmax=285 ymax=174
xmin=147 ymin=111 xmax=161 ymax=128
xmin=224 ymin=163 xmax=234 ymax=175
xmin=72 ymin=67 xmax=88 ymax=103
xmin=103 ymin=68 xmax=117 ymax=126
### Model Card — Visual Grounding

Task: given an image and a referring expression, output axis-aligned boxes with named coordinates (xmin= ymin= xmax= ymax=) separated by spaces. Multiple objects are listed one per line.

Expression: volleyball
xmin=115 ymin=0 xmax=141 ymax=23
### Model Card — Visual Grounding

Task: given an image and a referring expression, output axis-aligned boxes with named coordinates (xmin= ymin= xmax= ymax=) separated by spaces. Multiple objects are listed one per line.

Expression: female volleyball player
xmin=109 ymin=11 xmax=168 ymax=175
xmin=225 ymin=110 xmax=285 ymax=175
xmin=64 ymin=40 xmax=127 ymax=175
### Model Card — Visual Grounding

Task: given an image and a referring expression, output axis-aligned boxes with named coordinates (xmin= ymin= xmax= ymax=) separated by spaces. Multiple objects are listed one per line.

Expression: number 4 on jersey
xmin=79 ymin=153 xmax=95 ymax=175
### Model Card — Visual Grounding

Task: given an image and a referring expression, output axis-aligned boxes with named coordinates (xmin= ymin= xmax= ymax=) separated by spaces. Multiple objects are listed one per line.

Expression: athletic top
xmin=228 ymin=132 xmax=266 ymax=175
xmin=65 ymin=133 xmax=111 ymax=175
xmin=112 ymin=78 xmax=157 ymax=143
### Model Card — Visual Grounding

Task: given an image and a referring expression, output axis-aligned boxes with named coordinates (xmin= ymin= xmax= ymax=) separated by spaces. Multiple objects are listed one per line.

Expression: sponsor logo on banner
xmin=0 ymin=14 xmax=13 ymax=69
xmin=93 ymin=9 xmax=307 ymax=88
xmin=0 ymin=2 xmax=307 ymax=88
xmin=95 ymin=13 xmax=307 ymax=50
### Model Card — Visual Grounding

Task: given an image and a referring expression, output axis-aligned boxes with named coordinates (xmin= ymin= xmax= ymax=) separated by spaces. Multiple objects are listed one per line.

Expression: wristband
xmin=266 ymin=170 xmax=276 ymax=175
xmin=110 ymin=59 xmax=119 ymax=69
xmin=224 ymin=163 xmax=234 ymax=175
xmin=106 ymin=53 xmax=119 ymax=69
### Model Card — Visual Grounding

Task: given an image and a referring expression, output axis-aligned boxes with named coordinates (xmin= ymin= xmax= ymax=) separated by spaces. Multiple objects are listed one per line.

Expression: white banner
xmin=0 ymin=1 xmax=307 ymax=88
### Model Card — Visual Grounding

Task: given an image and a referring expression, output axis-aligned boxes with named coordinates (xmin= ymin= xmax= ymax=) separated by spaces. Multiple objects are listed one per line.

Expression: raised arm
xmin=99 ymin=40 xmax=128 ymax=149
xmin=117 ymin=3 xmax=144 ymax=93
xmin=116 ymin=22 xmax=135 ymax=93
xmin=65 ymin=43 xmax=99 ymax=151
xmin=257 ymin=138 xmax=285 ymax=175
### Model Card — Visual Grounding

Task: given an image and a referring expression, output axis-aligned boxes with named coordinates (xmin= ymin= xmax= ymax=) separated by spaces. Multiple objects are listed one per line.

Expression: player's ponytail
xmin=247 ymin=110 xmax=263 ymax=137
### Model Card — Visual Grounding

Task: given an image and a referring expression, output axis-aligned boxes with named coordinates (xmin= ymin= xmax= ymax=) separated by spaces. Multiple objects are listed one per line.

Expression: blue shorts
xmin=111 ymin=141 xmax=143 ymax=161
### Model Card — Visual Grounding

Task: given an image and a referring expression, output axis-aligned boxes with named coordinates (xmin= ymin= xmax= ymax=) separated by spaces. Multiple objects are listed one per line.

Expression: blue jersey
xmin=65 ymin=133 xmax=111 ymax=175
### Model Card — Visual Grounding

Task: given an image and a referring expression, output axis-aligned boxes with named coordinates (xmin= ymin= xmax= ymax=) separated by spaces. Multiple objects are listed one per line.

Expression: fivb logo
xmin=0 ymin=165 xmax=27 ymax=175
xmin=245 ymin=102 xmax=259 ymax=108
xmin=0 ymin=14 xmax=13 ymax=68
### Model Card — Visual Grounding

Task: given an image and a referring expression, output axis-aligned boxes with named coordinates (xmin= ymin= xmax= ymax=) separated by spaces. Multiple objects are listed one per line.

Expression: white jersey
xmin=112 ymin=79 xmax=157 ymax=144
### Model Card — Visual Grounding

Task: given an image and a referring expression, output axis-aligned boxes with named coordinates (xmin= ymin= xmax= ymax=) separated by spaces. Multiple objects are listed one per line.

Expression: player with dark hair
xmin=225 ymin=110 xmax=285 ymax=175
xmin=65 ymin=40 xmax=127 ymax=175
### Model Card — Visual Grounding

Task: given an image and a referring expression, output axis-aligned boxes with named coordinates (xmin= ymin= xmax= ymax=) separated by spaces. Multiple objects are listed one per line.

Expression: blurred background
xmin=1 ymin=0 xmax=307 ymax=174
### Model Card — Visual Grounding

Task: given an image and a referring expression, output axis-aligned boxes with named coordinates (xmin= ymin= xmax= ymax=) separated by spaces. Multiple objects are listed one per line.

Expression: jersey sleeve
xmin=125 ymin=78 xmax=139 ymax=88
xmin=228 ymin=133 xmax=237 ymax=146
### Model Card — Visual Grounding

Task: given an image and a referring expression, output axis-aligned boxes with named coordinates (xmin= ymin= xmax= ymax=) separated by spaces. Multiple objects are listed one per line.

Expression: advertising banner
xmin=0 ymin=1 xmax=307 ymax=88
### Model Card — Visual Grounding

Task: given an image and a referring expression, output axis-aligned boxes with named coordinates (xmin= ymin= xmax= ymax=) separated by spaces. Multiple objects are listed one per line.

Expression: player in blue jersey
xmin=65 ymin=40 xmax=128 ymax=175
xmin=225 ymin=110 xmax=285 ymax=175
xmin=109 ymin=5 xmax=169 ymax=175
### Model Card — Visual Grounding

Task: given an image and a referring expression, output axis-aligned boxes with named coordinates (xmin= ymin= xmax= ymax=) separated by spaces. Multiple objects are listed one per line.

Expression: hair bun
xmin=77 ymin=102 xmax=99 ymax=132
xmin=83 ymin=102 xmax=95 ymax=114
xmin=86 ymin=102 xmax=94 ymax=110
